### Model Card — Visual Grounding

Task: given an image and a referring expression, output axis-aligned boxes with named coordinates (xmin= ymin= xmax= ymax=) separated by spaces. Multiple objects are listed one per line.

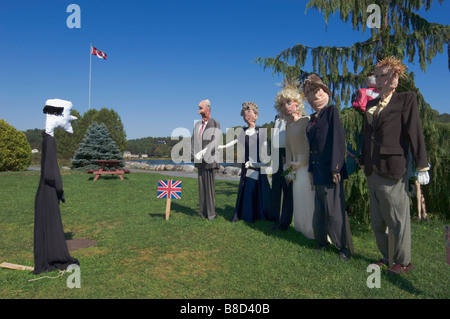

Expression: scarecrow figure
xmin=33 ymin=99 xmax=79 ymax=274
xmin=360 ymin=57 xmax=430 ymax=275
xmin=303 ymin=74 xmax=351 ymax=262
xmin=273 ymin=78 xmax=315 ymax=238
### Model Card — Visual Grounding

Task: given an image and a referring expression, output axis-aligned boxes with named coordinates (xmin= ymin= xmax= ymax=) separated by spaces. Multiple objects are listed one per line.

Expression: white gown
xmin=285 ymin=116 xmax=315 ymax=239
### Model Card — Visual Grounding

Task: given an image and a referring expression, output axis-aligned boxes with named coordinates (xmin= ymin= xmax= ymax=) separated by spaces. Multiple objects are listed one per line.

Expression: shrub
xmin=0 ymin=120 xmax=32 ymax=171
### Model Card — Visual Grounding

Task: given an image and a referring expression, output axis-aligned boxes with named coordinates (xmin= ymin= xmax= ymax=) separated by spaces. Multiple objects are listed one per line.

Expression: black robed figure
xmin=33 ymin=99 xmax=79 ymax=274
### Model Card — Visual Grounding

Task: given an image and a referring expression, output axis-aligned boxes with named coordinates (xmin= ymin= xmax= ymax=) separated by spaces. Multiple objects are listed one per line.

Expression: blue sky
xmin=1 ymin=0 xmax=449 ymax=140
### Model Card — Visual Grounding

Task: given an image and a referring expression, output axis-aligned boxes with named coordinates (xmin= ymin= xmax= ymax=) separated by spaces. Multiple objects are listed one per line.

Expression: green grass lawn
xmin=0 ymin=170 xmax=448 ymax=299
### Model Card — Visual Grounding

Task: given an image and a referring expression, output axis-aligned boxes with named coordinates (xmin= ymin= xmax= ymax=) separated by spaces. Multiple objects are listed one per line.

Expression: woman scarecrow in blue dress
xmin=220 ymin=102 xmax=274 ymax=223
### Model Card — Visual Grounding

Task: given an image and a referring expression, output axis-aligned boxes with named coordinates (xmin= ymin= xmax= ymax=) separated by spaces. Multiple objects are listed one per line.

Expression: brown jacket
xmin=360 ymin=91 xmax=428 ymax=180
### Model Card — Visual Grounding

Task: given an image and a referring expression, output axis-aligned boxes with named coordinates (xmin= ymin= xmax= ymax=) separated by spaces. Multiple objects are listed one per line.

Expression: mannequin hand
xmin=417 ymin=171 xmax=430 ymax=185
xmin=58 ymin=192 xmax=65 ymax=204
xmin=195 ymin=149 xmax=206 ymax=161
xmin=332 ymin=171 xmax=341 ymax=184
xmin=245 ymin=161 xmax=253 ymax=169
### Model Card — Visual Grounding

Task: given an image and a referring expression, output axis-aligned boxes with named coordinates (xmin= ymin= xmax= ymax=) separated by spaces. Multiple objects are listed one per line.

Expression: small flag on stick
xmin=157 ymin=180 xmax=182 ymax=220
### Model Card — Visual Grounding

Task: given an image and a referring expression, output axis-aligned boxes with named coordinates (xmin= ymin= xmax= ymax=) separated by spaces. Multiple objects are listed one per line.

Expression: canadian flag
xmin=91 ymin=46 xmax=107 ymax=60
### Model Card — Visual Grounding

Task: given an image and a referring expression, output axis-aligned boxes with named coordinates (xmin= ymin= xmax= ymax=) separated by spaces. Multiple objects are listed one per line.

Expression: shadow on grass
xmin=170 ymin=201 xmax=198 ymax=217
xmin=383 ymin=273 xmax=423 ymax=295
xmin=215 ymin=180 xmax=240 ymax=198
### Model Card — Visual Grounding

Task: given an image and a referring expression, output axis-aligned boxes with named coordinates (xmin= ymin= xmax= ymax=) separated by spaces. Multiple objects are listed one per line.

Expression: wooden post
xmin=165 ymin=179 xmax=172 ymax=220
xmin=0 ymin=262 xmax=34 ymax=271
xmin=388 ymin=228 xmax=394 ymax=268
xmin=165 ymin=197 xmax=171 ymax=220
xmin=415 ymin=180 xmax=422 ymax=220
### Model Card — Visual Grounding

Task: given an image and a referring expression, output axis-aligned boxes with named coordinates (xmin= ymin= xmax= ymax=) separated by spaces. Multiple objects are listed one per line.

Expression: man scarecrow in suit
xmin=360 ymin=57 xmax=430 ymax=275
xmin=303 ymin=74 xmax=350 ymax=262
xmin=191 ymin=99 xmax=221 ymax=220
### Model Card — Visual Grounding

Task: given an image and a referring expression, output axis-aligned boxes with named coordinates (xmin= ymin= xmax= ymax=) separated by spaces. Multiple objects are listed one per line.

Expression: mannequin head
xmin=301 ymin=74 xmax=331 ymax=113
xmin=374 ymin=56 xmax=406 ymax=98
xmin=198 ymin=99 xmax=211 ymax=121
xmin=43 ymin=99 xmax=77 ymax=136
xmin=241 ymin=101 xmax=259 ymax=128
xmin=274 ymin=80 xmax=305 ymax=122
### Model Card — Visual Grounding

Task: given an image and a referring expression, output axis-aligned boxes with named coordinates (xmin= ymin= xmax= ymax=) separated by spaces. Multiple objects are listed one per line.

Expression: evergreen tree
xmin=71 ymin=122 xmax=124 ymax=171
xmin=256 ymin=0 xmax=449 ymax=220
xmin=55 ymin=109 xmax=82 ymax=160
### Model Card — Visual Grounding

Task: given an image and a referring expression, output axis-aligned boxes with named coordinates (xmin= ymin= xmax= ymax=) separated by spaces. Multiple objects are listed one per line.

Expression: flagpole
xmin=89 ymin=43 xmax=92 ymax=110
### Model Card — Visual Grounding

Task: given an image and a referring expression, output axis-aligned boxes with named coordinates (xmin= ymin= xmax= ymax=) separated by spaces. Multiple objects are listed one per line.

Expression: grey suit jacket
xmin=191 ymin=118 xmax=221 ymax=170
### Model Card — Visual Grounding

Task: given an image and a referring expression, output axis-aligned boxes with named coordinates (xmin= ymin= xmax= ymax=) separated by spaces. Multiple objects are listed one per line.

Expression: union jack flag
xmin=157 ymin=180 xmax=182 ymax=199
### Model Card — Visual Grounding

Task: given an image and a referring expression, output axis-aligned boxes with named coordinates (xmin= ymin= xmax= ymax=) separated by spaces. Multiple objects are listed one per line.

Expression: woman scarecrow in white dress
xmin=274 ymin=78 xmax=315 ymax=239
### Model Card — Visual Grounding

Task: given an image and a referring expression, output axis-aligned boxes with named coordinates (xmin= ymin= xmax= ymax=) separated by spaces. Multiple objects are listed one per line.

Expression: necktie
xmin=199 ymin=122 xmax=205 ymax=140
xmin=373 ymin=105 xmax=381 ymax=119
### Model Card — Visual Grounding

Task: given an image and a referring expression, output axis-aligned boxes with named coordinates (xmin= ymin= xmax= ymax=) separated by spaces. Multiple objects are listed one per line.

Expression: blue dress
xmin=232 ymin=127 xmax=274 ymax=223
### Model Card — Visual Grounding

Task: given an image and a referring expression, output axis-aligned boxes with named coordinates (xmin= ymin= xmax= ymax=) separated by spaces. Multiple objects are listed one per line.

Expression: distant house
xmin=157 ymin=140 xmax=167 ymax=145
xmin=141 ymin=154 xmax=148 ymax=159
xmin=123 ymin=151 xmax=131 ymax=158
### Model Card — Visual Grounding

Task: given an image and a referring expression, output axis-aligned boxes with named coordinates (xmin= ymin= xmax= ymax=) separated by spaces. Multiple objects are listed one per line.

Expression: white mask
xmin=44 ymin=99 xmax=78 ymax=136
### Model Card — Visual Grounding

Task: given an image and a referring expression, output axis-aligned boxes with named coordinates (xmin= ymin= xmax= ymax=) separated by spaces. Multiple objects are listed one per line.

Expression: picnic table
xmin=88 ymin=160 xmax=130 ymax=181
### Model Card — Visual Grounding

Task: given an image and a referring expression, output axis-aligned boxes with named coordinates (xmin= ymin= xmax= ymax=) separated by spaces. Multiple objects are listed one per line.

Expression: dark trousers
xmin=197 ymin=167 xmax=217 ymax=220
xmin=271 ymin=149 xmax=293 ymax=228
xmin=313 ymin=182 xmax=347 ymax=250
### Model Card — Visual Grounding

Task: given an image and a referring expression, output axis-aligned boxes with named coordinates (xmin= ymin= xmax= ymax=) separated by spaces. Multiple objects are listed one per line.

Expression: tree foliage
xmin=256 ymin=0 xmax=449 ymax=219
xmin=0 ymin=119 xmax=31 ymax=171
xmin=67 ymin=107 xmax=127 ymax=157
xmin=71 ymin=122 xmax=124 ymax=171
xmin=127 ymin=137 xmax=179 ymax=158
xmin=23 ymin=107 xmax=127 ymax=163
xmin=256 ymin=0 xmax=449 ymax=107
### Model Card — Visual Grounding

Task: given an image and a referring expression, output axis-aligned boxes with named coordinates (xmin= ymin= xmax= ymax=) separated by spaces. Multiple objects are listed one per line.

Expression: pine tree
xmin=71 ymin=122 xmax=124 ymax=171
xmin=256 ymin=0 xmax=449 ymax=220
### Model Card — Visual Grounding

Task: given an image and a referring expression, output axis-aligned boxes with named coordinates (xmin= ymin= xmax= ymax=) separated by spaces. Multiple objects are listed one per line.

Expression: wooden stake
xmin=164 ymin=179 xmax=173 ymax=220
xmin=165 ymin=197 xmax=171 ymax=220
xmin=0 ymin=262 xmax=34 ymax=271
xmin=415 ymin=180 xmax=422 ymax=220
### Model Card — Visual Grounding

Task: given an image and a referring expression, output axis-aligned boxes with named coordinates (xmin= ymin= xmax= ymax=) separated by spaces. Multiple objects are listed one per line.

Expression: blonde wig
xmin=376 ymin=56 xmax=407 ymax=78
xmin=274 ymin=78 xmax=306 ymax=121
